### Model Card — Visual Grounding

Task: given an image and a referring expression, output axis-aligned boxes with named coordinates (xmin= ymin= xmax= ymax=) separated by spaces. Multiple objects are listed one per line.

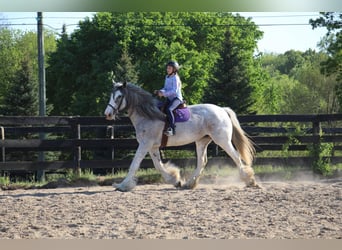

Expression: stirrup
xmin=164 ymin=127 xmax=174 ymax=136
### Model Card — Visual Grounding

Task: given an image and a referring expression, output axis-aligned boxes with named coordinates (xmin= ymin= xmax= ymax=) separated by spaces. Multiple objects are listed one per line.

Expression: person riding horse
xmin=104 ymin=82 xmax=258 ymax=191
xmin=154 ymin=61 xmax=184 ymax=136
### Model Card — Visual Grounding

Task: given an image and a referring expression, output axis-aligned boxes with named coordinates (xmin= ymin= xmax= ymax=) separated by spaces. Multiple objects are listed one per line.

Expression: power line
xmin=0 ymin=23 xmax=79 ymax=31
xmin=0 ymin=22 xmax=317 ymax=31
xmin=0 ymin=16 xmax=90 ymax=21
xmin=0 ymin=13 xmax=324 ymax=32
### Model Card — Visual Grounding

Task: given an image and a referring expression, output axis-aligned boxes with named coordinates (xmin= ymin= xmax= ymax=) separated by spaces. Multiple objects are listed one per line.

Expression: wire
xmin=0 ymin=16 xmax=91 ymax=21
xmin=0 ymin=22 xmax=316 ymax=28
xmin=0 ymin=13 xmax=326 ymax=32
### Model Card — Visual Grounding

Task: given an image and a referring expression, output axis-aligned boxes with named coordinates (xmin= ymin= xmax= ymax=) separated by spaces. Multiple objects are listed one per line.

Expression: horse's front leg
xmin=113 ymin=143 xmax=149 ymax=192
xmin=149 ymin=147 xmax=182 ymax=188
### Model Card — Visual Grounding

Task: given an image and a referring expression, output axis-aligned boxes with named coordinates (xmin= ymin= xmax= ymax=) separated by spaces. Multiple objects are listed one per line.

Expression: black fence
xmin=1 ymin=114 xmax=342 ymax=174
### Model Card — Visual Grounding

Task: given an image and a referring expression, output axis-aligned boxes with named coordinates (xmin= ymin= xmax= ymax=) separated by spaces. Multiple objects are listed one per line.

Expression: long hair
xmin=123 ymin=83 xmax=166 ymax=121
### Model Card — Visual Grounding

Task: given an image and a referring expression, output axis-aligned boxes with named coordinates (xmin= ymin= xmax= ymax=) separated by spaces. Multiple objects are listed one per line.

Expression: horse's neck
xmin=128 ymin=109 xmax=145 ymax=128
xmin=128 ymin=109 xmax=164 ymax=132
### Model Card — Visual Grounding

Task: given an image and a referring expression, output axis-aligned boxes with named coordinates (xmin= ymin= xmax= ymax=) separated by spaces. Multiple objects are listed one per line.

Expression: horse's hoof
xmin=181 ymin=184 xmax=191 ymax=190
xmin=180 ymin=182 xmax=194 ymax=190
xmin=113 ymin=183 xmax=126 ymax=192
xmin=115 ymin=188 xmax=126 ymax=192
xmin=246 ymin=182 xmax=262 ymax=189
xmin=174 ymin=181 xmax=182 ymax=188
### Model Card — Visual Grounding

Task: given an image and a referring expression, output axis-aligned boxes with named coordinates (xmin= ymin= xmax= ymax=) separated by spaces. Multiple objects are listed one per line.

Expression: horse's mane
xmin=123 ymin=83 xmax=166 ymax=121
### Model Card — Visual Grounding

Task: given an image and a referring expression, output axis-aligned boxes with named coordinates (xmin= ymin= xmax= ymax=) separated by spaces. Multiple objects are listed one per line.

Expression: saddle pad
xmin=174 ymin=108 xmax=190 ymax=122
xmin=160 ymin=108 xmax=190 ymax=148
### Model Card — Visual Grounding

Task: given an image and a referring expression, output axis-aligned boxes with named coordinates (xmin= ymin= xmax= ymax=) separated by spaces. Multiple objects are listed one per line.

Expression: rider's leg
xmin=166 ymin=99 xmax=182 ymax=135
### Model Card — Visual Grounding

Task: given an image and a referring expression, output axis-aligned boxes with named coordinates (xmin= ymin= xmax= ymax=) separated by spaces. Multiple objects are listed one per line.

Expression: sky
xmin=238 ymin=12 xmax=327 ymax=53
xmin=0 ymin=12 xmax=328 ymax=54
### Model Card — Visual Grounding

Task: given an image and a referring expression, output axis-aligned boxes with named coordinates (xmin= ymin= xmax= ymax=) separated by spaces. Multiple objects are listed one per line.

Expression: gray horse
xmin=104 ymin=82 xmax=258 ymax=191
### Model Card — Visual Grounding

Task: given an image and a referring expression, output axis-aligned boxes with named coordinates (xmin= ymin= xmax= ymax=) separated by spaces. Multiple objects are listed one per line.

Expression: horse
xmin=104 ymin=81 xmax=258 ymax=191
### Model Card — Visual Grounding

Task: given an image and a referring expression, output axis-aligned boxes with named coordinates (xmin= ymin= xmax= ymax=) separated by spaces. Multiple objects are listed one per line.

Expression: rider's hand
xmin=154 ymin=90 xmax=163 ymax=97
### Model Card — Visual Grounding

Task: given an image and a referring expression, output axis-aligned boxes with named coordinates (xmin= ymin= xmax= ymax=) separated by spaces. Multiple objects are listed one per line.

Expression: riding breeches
xmin=166 ymin=98 xmax=182 ymax=129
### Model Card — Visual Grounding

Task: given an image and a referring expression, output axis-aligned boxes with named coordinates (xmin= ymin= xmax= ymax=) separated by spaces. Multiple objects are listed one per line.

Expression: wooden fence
xmin=1 ymin=114 xmax=342 ymax=174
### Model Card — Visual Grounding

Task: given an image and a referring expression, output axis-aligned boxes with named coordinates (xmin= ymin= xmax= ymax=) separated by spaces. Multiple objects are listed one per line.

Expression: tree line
xmin=0 ymin=12 xmax=341 ymax=117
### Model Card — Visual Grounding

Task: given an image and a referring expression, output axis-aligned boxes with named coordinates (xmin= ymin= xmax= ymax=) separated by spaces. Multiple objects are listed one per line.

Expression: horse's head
xmin=104 ymin=81 xmax=128 ymax=120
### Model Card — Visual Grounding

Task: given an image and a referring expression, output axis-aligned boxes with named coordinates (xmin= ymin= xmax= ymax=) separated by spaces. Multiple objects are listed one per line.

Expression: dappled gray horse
xmin=104 ymin=82 xmax=258 ymax=191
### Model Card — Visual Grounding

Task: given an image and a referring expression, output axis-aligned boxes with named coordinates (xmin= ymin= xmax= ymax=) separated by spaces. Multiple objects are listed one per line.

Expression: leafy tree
xmin=113 ymin=48 xmax=138 ymax=83
xmin=259 ymin=49 xmax=339 ymax=114
xmin=122 ymin=12 xmax=223 ymax=104
xmin=292 ymin=51 xmax=339 ymax=114
xmin=310 ymin=12 xmax=342 ymax=111
xmin=1 ymin=58 xmax=40 ymax=162
xmin=0 ymin=28 xmax=21 ymax=108
xmin=47 ymin=12 xmax=264 ymax=115
xmin=1 ymin=59 xmax=38 ymax=115
xmin=47 ymin=14 xmax=119 ymax=115
xmin=310 ymin=12 xmax=341 ymax=80
xmin=0 ymin=27 xmax=56 ymax=115
xmin=260 ymin=50 xmax=305 ymax=76
xmin=205 ymin=15 xmax=264 ymax=114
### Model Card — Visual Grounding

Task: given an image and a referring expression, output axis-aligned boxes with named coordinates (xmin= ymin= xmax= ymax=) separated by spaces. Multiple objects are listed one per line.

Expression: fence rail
xmin=1 ymin=114 xmax=342 ymax=173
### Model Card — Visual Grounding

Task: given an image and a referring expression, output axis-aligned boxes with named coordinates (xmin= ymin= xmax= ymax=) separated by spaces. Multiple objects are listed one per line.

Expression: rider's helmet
xmin=166 ymin=60 xmax=180 ymax=73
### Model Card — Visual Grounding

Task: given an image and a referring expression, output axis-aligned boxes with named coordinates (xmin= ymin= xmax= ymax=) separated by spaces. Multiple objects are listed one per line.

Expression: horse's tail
xmin=224 ymin=107 xmax=255 ymax=166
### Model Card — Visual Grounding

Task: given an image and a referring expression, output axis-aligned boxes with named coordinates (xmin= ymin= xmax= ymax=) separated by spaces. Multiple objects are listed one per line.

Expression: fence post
xmin=312 ymin=118 xmax=321 ymax=164
xmin=36 ymin=131 xmax=46 ymax=182
xmin=72 ymin=119 xmax=81 ymax=177
xmin=1 ymin=126 xmax=5 ymax=163
xmin=108 ymin=125 xmax=115 ymax=175
xmin=109 ymin=125 xmax=115 ymax=160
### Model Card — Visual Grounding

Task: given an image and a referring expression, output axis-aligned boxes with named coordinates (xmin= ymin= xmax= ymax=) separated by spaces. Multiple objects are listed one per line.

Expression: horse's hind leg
xmin=183 ymin=136 xmax=212 ymax=189
xmin=213 ymin=137 xmax=257 ymax=187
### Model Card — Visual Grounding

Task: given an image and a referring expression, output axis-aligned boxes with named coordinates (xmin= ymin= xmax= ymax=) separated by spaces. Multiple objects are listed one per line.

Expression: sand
xmin=0 ymin=179 xmax=341 ymax=239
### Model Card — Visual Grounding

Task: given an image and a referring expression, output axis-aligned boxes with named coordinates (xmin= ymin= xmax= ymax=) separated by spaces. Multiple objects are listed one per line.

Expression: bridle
xmin=107 ymin=87 xmax=125 ymax=115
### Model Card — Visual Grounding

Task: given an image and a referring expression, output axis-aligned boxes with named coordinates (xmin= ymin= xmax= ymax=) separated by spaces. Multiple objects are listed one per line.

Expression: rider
xmin=154 ymin=60 xmax=183 ymax=136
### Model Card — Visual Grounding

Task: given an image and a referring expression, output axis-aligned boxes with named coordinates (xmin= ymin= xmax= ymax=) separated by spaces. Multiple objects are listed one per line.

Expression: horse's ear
xmin=110 ymin=71 xmax=116 ymax=85
xmin=122 ymin=81 xmax=127 ymax=88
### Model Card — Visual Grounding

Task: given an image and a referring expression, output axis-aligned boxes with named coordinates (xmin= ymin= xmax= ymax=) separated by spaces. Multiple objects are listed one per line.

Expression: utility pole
xmin=37 ymin=12 xmax=46 ymax=181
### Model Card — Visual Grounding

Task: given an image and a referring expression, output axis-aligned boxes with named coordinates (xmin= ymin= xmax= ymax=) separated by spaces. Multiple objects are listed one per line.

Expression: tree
xmin=259 ymin=50 xmax=339 ymax=114
xmin=310 ymin=12 xmax=342 ymax=111
xmin=46 ymin=12 xmax=264 ymax=115
xmin=310 ymin=12 xmax=341 ymax=79
xmin=112 ymin=48 xmax=138 ymax=83
xmin=260 ymin=50 xmax=305 ymax=76
xmin=0 ymin=28 xmax=21 ymax=108
xmin=47 ymin=14 xmax=119 ymax=115
xmin=292 ymin=51 xmax=339 ymax=114
xmin=0 ymin=28 xmax=56 ymax=114
xmin=1 ymin=59 xmax=38 ymax=115
xmin=205 ymin=14 xmax=264 ymax=114
xmin=1 ymin=59 xmax=39 ymax=162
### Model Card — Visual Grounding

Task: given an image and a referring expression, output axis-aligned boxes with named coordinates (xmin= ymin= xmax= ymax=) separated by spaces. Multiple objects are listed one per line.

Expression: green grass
xmin=0 ymin=176 xmax=10 ymax=186
xmin=0 ymin=175 xmax=35 ymax=190
xmin=1 ymin=163 xmax=341 ymax=190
